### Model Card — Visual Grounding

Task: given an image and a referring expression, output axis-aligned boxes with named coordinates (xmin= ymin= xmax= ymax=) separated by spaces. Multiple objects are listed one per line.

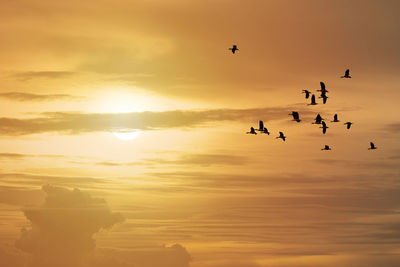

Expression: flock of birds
xmin=230 ymin=45 xmax=378 ymax=151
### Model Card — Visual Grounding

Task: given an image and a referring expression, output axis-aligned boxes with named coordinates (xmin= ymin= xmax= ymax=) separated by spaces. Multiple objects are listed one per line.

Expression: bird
xmin=308 ymin=94 xmax=318 ymax=105
xmin=368 ymin=142 xmax=377 ymax=150
xmin=302 ymin=90 xmax=310 ymax=99
xmin=262 ymin=127 xmax=270 ymax=135
xmin=257 ymin=120 xmax=264 ymax=132
xmin=229 ymin=45 xmax=238 ymax=54
xmin=313 ymin=114 xmax=323 ymax=124
xmin=276 ymin=131 xmax=286 ymax=141
xmin=321 ymin=145 xmax=332 ymax=151
xmin=341 ymin=69 xmax=351 ymax=78
xmin=317 ymin=82 xmax=328 ymax=93
xmin=344 ymin=122 xmax=353 ymax=129
xmin=331 ymin=114 xmax=340 ymax=122
xmin=320 ymin=121 xmax=329 ymax=134
xmin=319 ymin=92 xmax=328 ymax=104
xmin=289 ymin=111 xmax=301 ymax=122
xmin=246 ymin=127 xmax=257 ymax=135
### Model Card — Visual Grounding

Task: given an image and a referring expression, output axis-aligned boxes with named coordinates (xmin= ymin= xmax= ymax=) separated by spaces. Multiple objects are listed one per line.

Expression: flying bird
xmin=229 ymin=45 xmax=239 ymax=54
xmin=289 ymin=111 xmax=301 ymax=122
xmin=319 ymin=92 xmax=328 ymax=104
xmin=341 ymin=69 xmax=351 ymax=78
xmin=302 ymin=90 xmax=310 ymax=99
xmin=318 ymin=82 xmax=328 ymax=93
xmin=320 ymin=121 xmax=329 ymax=134
xmin=321 ymin=145 xmax=332 ymax=151
xmin=313 ymin=114 xmax=323 ymax=124
xmin=344 ymin=122 xmax=353 ymax=129
xmin=246 ymin=127 xmax=257 ymax=135
xmin=331 ymin=114 xmax=340 ymax=122
xmin=262 ymin=127 xmax=270 ymax=135
xmin=308 ymin=94 xmax=318 ymax=105
xmin=257 ymin=120 xmax=264 ymax=132
xmin=368 ymin=142 xmax=377 ymax=150
xmin=276 ymin=131 xmax=286 ymax=141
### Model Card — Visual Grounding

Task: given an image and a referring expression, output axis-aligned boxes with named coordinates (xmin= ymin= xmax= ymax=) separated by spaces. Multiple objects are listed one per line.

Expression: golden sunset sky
xmin=1 ymin=1 xmax=400 ymax=266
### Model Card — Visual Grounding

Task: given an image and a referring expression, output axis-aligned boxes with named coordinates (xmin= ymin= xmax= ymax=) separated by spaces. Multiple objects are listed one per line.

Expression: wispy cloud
xmin=11 ymin=71 xmax=75 ymax=81
xmin=0 ymin=92 xmax=83 ymax=102
xmin=0 ymin=106 xmax=312 ymax=136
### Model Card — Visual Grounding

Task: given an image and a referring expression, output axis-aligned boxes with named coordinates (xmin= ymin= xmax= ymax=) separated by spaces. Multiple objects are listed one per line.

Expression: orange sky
xmin=1 ymin=1 xmax=400 ymax=267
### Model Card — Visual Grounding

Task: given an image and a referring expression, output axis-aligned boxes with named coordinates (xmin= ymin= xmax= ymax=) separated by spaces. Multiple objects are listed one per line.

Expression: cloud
xmin=0 ymin=106 xmax=312 ymax=136
xmin=0 ymin=92 xmax=83 ymax=102
xmin=94 ymin=152 xmax=247 ymax=167
xmin=11 ymin=71 xmax=75 ymax=81
xmin=15 ymin=185 xmax=124 ymax=267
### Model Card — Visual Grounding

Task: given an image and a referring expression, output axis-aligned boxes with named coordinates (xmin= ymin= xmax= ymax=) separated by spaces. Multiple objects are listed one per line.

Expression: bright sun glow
xmin=112 ymin=130 xmax=141 ymax=141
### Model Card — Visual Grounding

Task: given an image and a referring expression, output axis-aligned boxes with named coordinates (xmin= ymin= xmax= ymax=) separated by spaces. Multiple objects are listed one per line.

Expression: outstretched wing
xmin=320 ymin=82 xmax=325 ymax=90
xmin=259 ymin=120 xmax=264 ymax=130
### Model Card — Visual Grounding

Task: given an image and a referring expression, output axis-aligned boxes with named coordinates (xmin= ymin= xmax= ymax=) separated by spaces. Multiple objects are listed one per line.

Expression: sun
xmin=112 ymin=130 xmax=141 ymax=141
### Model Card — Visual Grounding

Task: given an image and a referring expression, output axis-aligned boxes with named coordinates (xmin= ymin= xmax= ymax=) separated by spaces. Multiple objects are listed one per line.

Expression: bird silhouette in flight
xmin=257 ymin=120 xmax=264 ymax=132
xmin=289 ymin=111 xmax=301 ymax=122
xmin=321 ymin=145 xmax=332 ymax=151
xmin=368 ymin=142 xmax=377 ymax=150
xmin=302 ymin=90 xmax=310 ymax=99
xmin=319 ymin=92 xmax=328 ymax=104
xmin=313 ymin=114 xmax=323 ymax=124
xmin=341 ymin=69 xmax=351 ymax=78
xmin=276 ymin=131 xmax=286 ymax=141
xmin=262 ymin=127 xmax=270 ymax=135
xmin=320 ymin=121 xmax=328 ymax=134
xmin=246 ymin=127 xmax=257 ymax=135
xmin=308 ymin=94 xmax=318 ymax=105
xmin=317 ymin=82 xmax=328 ymax=93
xmin=229 ymin=45 xmax=239 ymax=54
xmin=344 ymin=122 xmax=353 ymax=129
xmin=331 ymin=114 xmax=340 ymax=122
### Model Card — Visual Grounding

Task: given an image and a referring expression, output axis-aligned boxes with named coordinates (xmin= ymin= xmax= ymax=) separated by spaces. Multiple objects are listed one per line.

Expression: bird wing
xmin=345 ymin=69 xmax=350 ymax=76
xmin=259 ymin=120 xmax=264 ymax=130
xmin=311 ymin=94 xmax=315 ymax=103
xmin=320 ymin=82 xmax=325 ymax=90
xmin=370 ymin=142 xmax=375 ymax=148
xmin=334 ymin=114 xmax=337 ymax=120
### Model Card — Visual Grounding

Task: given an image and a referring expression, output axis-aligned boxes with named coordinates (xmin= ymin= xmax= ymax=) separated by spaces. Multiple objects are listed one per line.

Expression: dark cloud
xmin=0 ymin=92 xmax=83 ymax=102
xmin=11 ymin=71 xmax=75 ymax=81
xmin=15 ymin=185 xmax=124 ymax=267
xmin=0 ymin=106 xmax=312 ymax=136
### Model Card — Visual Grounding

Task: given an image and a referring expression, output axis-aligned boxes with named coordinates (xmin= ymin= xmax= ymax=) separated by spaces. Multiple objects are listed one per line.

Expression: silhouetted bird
xmin=246 ymin=127 xmax=257 ymax=135
xmin=321 ymin=145 xmax=331 ymax=151
xmin=319 ymin=92 xmax=328 ymax=104
xmin=368 ymin=142 xmax=377 ymax=150
xmin=344 ymin=122 xmax=353 ymax=129
xmin=320 ymin=121 xmax=328 ymax=134
xmin=331 ymin=114 xmax=340 ymax=122
xmin=229 ymin=45 xmax=238 ymax=54
xmin=341 ymin=69 xmax=351 ymax=78
xmin=257 ymin=120 xmax=264 ymax=132
xmin=289 ymin=111 xmax=301 ymax=122
xmin=318 ymin=82 xmax=328 ymax=93
xmin=313 ymin=114 xmax=323 ymax=124
xmin=262 ymin=127 xmax=270 ymax=135
xmin=302 ymin=90 xmax=310 ymax=99
xmin=308 ymin=94 xmax=317 ymax=105
xmin=276 ymin=131 xmax=286 ymax=141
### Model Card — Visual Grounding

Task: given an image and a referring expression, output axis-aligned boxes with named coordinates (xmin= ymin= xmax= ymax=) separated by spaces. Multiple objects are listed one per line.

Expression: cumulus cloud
xmin=15 ymin=185 xmax=124 ymax=267
xmin=12 ymin=184 xmax=192 ymax=267
xmin=0 ymin=106 xmax=312 ymax=136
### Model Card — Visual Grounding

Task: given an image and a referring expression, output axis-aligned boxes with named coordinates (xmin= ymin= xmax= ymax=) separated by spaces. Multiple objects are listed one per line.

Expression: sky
xmin=1 ymin=0 xmax=400 ymax=266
